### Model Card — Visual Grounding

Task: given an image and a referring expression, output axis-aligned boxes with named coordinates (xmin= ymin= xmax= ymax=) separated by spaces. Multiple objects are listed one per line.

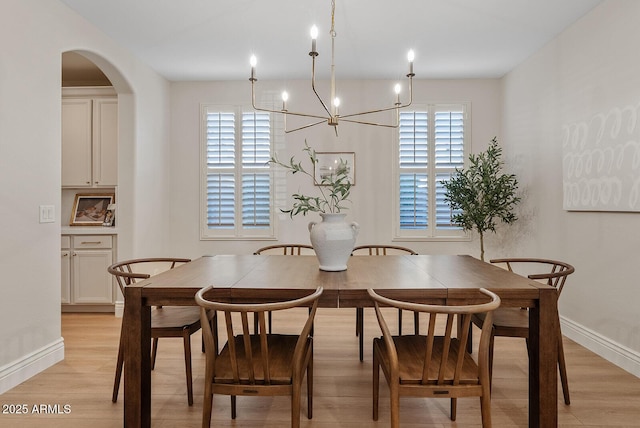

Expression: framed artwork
xmin=70 ymin=194 xmax=115 ymax=226
xmin=314 ymin=152 xmax=356 ymax=186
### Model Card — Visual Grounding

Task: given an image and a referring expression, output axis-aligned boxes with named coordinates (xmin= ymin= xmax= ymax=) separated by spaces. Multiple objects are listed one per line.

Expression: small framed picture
xmin=314 ymin=152 xmax=356 ymax=186
xmin=102 ymin=204 xmax=116 ymax=227
xmin=70 ymin=194 xmax=115 ymax=226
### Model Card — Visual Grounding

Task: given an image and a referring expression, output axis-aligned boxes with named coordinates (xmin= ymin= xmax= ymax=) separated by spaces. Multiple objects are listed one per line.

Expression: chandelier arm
xmin=283 ymin=111 xmax=330 ymax=120
xmin=338 ymin=102 xmax=410 ymax=119
xmin=339 ymin=118 xmax=400 ymax=128
xmin=284 ymin=119 xmax=327 ymax=134
xmin=251 ymin=80 xmax=327 ymax=119
xmin=339 ymin=76 xmax=413 ymax=119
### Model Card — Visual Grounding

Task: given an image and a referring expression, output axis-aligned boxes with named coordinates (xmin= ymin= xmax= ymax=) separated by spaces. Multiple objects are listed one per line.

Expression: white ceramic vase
xmin=308 ymin=213 xmax=359 ymax=271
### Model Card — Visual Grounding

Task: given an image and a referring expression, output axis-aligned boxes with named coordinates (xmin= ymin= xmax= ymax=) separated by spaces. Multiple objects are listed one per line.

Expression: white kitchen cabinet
xmin=61 ymin=234 xmax=115 ymax=309
xmin=62 ymin=94 xmax=117 ymax=187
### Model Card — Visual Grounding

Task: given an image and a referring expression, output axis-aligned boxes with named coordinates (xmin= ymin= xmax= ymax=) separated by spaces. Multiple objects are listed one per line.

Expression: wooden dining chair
xmin=108 ymin=257 xmax=200 ymax=406
xmin=253 ymin=243 xmax=315 ymax=255
xmin=470 ymin=258 xmax=575 ymax=405
xmin=195 ymin=286 xmax=323 ymax=428
xmin=253 ymin=244 xmax=316 ymax=333
xmin=368 ymin=288 xmax=500 ymax=427
xmin=351 ymin=244 xmax=418 ymax=361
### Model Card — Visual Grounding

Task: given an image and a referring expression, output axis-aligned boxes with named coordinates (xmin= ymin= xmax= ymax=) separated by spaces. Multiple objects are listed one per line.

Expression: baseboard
xmin=0 ymin=338 xmax=65 ymax=394
xmin=561 ymin=315 xmax=640 ymax=378
xmin=114 ymin=300 xmax=124 ymax=318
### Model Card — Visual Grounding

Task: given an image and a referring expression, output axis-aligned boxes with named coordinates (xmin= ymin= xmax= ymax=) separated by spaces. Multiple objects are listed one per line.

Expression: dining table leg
xmin=123 ymin=286 xmax=152 ymax=428
xmin=529 ymin=287 xmax=558 ymax=427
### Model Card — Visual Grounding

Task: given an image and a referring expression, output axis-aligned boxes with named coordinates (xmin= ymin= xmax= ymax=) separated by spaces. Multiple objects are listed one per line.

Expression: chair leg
xmin=151 ymin=338 xmax=159 ymax=370
xmin=389 ymin=382 xmax=400 ymax=428
xmin=307 ymin=353 xmax=313 ymax=419
xmin=292 ymin=376 xmax=301 ymax=428
xmin=397 ymin=308 xmax=403 ymax=334
xmin=488 ymin=332 xmax=495 ymax=390
xmin=413 ymin=311 xmax=419 ymax=334
xmin=183 ymin=331 xmax=194 ymax=406
xmin=356 ymin=307 xmax=362 ymax=336
xmin=202 ymin=382 xmax=213 ymax=428
xmin=480 ymin=392 xmax=492 ymax=427
xmin=112 ymin=334 xmax=125 ymax=402
xmin=558 ymin=335 xmax=571 ymax=405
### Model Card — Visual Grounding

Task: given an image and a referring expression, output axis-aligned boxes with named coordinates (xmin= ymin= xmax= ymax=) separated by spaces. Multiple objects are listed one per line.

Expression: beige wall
xmin=500 ymin=0 xmax=640 ymax=374
xmin=0 ymin=0 xmax=171 ymax=392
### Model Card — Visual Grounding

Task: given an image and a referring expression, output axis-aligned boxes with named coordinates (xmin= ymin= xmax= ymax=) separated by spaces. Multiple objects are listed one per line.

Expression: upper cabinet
xmin=62 ymin=87 xmax=117 ymax=187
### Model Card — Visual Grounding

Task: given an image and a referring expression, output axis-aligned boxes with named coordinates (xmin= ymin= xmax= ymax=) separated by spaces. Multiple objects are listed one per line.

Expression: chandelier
xmin=249 ymin=0 xmax=415 ymax=135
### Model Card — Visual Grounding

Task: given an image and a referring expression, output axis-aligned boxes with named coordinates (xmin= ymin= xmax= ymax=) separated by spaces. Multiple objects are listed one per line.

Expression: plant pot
xmin=308 ymin=213 xmax=359 ymax=271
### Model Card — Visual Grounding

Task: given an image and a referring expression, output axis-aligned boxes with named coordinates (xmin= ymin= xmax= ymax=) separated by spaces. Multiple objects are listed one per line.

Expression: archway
xmin=61 ymin=50 xmax=134 ymax=317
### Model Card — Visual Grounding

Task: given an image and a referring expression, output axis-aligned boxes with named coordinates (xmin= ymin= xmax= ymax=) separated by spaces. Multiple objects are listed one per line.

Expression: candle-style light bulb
xmin=407 ymin=49 xmax=415 ymax=76
xmin=250 ymin=55 xmax=257 ymax=80
xmin=333 ymin=97 xmax=340 ymax=115
xmin=310 ymin=25 xmax=318 ymax=53
xmin=394 ymin=83 xmax=401 ymax=104
xmin=281 ymin=91 xmax=289 ymax=111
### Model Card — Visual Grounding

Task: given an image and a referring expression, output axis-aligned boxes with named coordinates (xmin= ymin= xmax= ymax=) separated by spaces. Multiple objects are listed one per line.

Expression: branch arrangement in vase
xmin=268 ymin=141 xmax=353 ymax=217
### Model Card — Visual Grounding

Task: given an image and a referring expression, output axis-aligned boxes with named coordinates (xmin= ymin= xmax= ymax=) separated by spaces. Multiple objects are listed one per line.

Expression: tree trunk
xmin=479 ymin=232 xmax=485 ymax=262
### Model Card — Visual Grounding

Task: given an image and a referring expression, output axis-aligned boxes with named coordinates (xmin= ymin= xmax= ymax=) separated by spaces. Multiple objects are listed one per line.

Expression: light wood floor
xmin=2 ymin=310 xmax=640 ymax=427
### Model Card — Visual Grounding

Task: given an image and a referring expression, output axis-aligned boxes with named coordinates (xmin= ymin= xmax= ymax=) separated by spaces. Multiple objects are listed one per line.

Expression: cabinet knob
xmin=62 ymin=253 xmax=69 ymax=257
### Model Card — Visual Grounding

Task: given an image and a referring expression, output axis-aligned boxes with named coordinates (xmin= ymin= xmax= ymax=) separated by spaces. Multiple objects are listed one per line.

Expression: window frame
xmin=200 ymin=104 xmax=275 ymax=240
xmin=393 ymin=103 xmax=471 ymax=241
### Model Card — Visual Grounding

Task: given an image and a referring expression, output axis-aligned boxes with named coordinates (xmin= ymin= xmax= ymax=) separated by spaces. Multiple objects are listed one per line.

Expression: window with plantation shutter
xmin=395 ymin=104 xmax=469 ymax=239
xmin=201 ymin=106 xmax=274 ymax=239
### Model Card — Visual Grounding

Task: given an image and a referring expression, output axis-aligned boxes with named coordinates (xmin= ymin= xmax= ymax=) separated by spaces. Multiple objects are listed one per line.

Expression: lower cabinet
xmin=62 ymin=234 xmax=115 ymax=310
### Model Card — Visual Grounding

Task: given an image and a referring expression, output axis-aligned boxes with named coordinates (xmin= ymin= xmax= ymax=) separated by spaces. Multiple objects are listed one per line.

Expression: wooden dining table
xmin=122 ymin=254 xmax=559 ymax=427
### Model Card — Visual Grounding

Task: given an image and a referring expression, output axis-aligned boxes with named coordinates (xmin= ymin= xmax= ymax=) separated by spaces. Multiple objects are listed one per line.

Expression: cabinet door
xmin=72 ymin=250 xmax=114 ymax=304
xmin=61 ymin=250 xmax=71 ymax=304
xmin=62 ymin=99 xmax=93 ymax=186
xmin=93 ymin=98 xmax=118 ymax=186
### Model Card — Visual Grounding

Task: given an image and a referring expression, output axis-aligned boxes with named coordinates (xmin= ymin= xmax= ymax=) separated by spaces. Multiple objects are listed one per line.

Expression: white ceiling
xmin=59 ymin=0 xmax=602 ymax=82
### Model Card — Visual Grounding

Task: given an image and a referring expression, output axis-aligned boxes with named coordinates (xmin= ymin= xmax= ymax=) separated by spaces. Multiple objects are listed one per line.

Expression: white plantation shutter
xmin=202 ymin=107 xmax=273 ymax=238
xmin=399 ymin=111 xmax=428 ymax=229
xmin=396 ymin=104 xmax=468 ymax=239
xmin=241 ymin=112 xmax=271 ymax=228
xmin=434 ymin=108 xmax=465 ymax=230
xmin=205 ymin=112 xmax=235 ymax=229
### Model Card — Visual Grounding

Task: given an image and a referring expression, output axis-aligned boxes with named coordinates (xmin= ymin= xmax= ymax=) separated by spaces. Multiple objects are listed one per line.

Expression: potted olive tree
xmin=442 ymin=137 xmax=520 ymax=261
xmin=269 ymin=141 xmax=359 ymax=271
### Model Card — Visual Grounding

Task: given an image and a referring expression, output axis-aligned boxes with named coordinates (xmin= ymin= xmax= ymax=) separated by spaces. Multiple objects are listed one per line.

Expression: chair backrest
xmin=490 ymin=258 xmax=574 ymax=296
xmin=352 ymin=245 xmax=417 ymax=256
xmin=368 ymin=288 xmax=500 ymax=385
xmin=195 ymin=286 xmax=323 ymax=384
xmin=253 ymin=244 xmax=315 ymax=255
xmin=107 ymin=257 xmax=191 ymax=294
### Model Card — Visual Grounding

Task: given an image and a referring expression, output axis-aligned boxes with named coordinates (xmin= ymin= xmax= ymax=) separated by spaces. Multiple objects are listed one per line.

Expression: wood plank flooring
xmin=1 ymin=309 xmax=640 ymax=427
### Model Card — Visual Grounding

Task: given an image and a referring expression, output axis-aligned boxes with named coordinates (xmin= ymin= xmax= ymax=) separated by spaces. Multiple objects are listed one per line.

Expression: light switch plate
xmin=39 ymin=205 xmax=55 ymax=223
